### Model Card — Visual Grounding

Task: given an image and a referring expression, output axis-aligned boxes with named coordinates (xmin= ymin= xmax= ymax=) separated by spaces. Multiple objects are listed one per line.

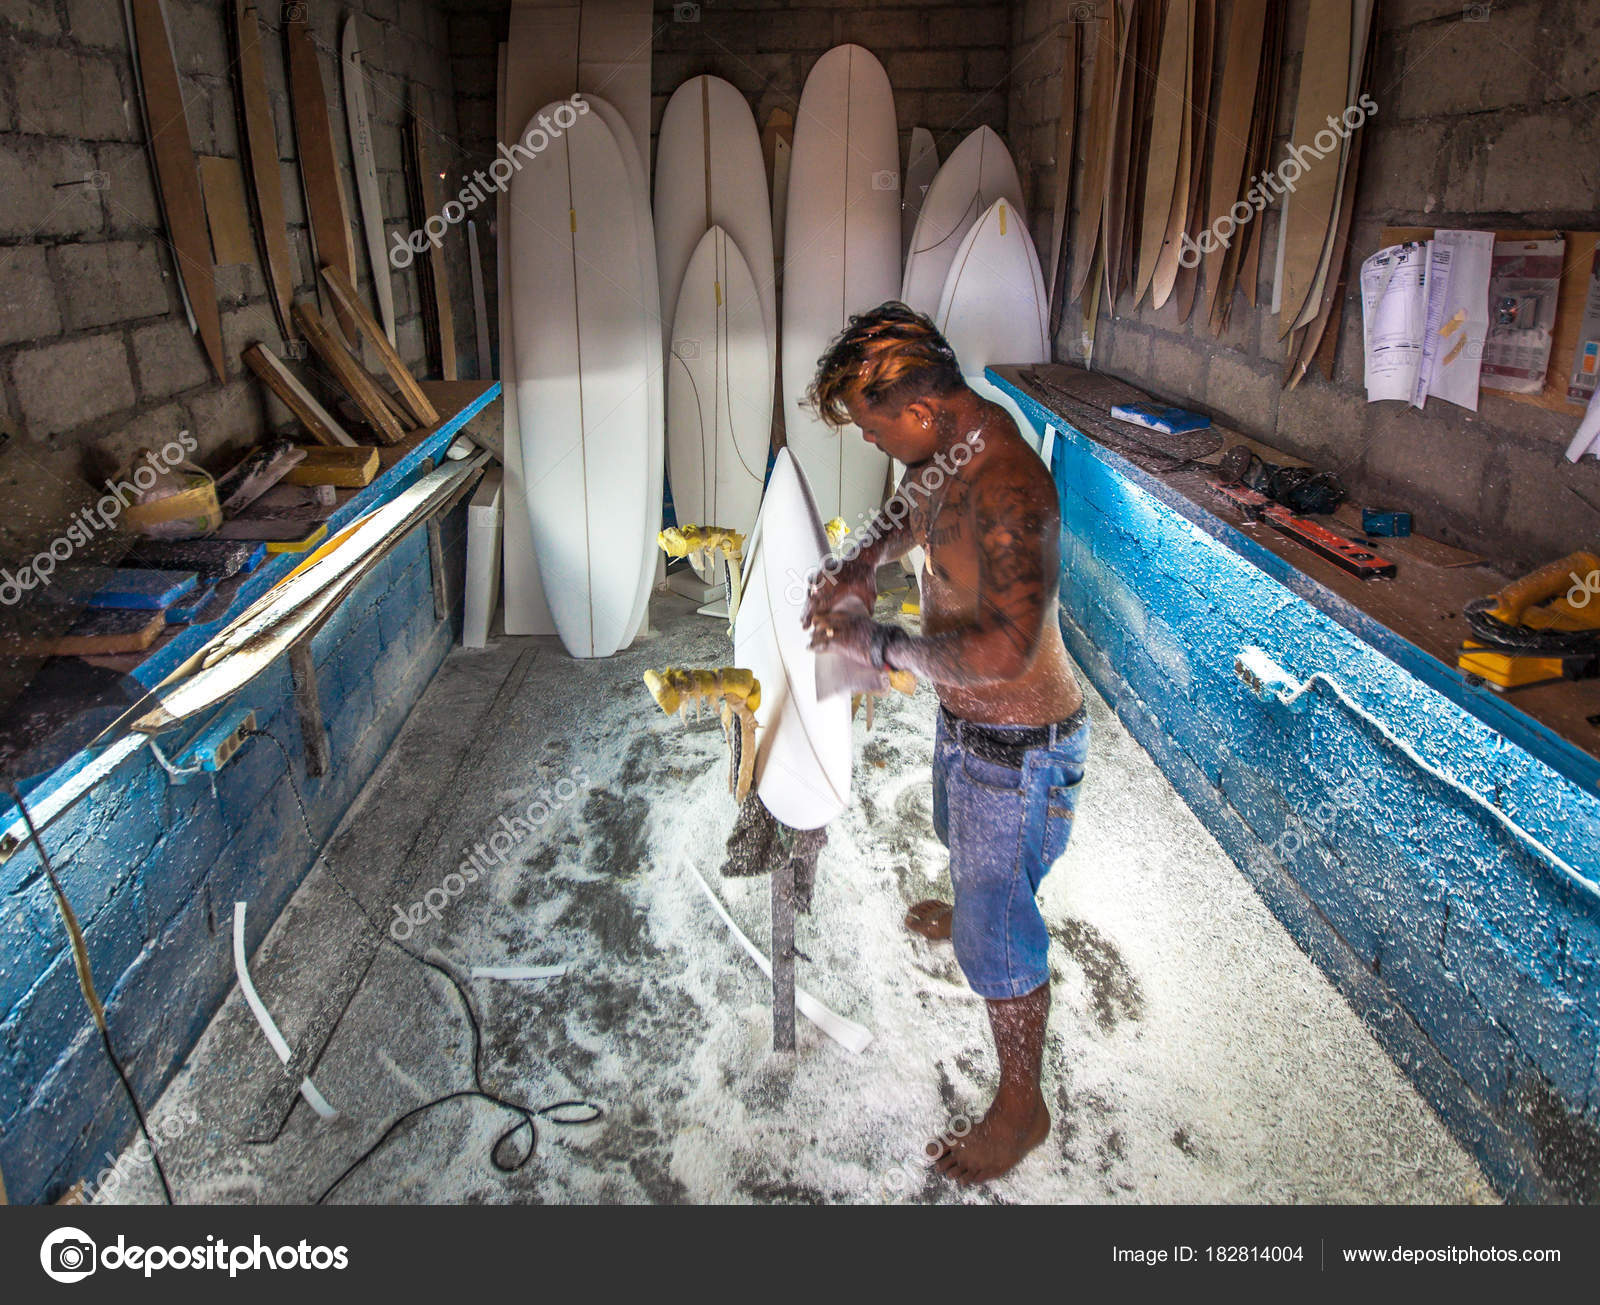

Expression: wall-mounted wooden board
xmin=230 ymin=0 xmax=296 ymax=343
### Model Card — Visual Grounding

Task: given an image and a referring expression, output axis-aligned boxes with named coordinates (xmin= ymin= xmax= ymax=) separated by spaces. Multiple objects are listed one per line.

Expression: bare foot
xmin=931 ymin=1090 xmax=1050 ymax=1186
xmin=905 ymin=899 xmax=953 ymax=941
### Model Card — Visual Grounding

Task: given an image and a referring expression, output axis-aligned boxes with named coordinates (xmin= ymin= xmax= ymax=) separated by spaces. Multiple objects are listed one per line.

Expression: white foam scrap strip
xmin=232 ymin=903 xmax=338 ymax=1121
xmin=470 ymin=964 xmax=569 ymax=981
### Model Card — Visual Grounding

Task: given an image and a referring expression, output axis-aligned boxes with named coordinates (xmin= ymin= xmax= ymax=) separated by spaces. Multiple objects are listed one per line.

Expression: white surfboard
xmin=734 ymin=449 xmax=852 ymax=831
xmin=668 ymin=226 xmax=771 ymax=579
xmin=497 ymin=28 xmax=568 ymax=637
xmin=509 ymin=102 xmax=650 ymax=658
xmin=341 ymin=16 xmax=395 ymax=346
xmin=901 ymin=125 xmax=1025 ymax=319
xmin=902 ymin=126 xmax=938 ymax=258
xmin=655 ymin=76 xmax=775 ymax=394
xmin=936 ymin=196 xmax=1050 ymax=447
xmin=586 ymin=93 xmax=664 ymax=645
xmin=782 ymin=44 xmax=899 ymax=529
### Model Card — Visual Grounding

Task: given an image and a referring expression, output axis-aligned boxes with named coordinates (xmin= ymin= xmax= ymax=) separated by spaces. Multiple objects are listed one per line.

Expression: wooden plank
xmin=14 ymin=608 xmax=165 ymax=657
xmin=215 ymin=438 xmax=306 ymax=513
xmin=286 ymin=8 xmax=359 ymax=346
xmin=1070 ymin=4 xmax=1119 ymax=302
xmin=197 ymin=154 xmax=255 ymax=266
xmin=1274 ymin=0 xmax=1351 ymax=333
xmin=126 ymin=0 xmax=225 ymax=382
xmin=284 ymin=445 xmax=379 ymax=487
xmin=230 ymin=0 xmax=296 ymax=344
xmin=242 ymin=343 xmax=358 ymax=447
xmin=341 ymin=15 xmax=397 ymax=346
xmin=289 ymin=640 xmax=330 ymax=777
xmin=406 ymin=93 xmax=458 ymax=380
xmin=319 ymin=265 xmax=439 ymax=425
xmin=1046 ymin=19 xmax=1081 ymax=339
xmin=293 ymin=300 xmax=409 ymax=443
xmin=468 ymin=218 xmax=490 ymax=378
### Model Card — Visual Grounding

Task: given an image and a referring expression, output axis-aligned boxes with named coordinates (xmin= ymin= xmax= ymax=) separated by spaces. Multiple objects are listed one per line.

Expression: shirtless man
xmin=802 ymin=303 xmax=1088 ymax=1186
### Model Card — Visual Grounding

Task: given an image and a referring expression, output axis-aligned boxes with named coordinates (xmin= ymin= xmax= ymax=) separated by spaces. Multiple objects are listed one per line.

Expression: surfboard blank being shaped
xmin=509 ymin=102 xmax=650 ymax=659
xmin=734 ymin=449 xmax=852 ymax=831
xmin=901 ymin=126 xmax=1025 ymax=320
xmin=668 ymin=226 xmax=770 ymax=566
xmin=781 ymin=44 xmax=898 ymax=529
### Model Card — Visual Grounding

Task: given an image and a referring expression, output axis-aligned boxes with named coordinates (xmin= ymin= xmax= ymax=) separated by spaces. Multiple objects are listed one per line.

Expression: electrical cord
xmin=1463 ymin=595 xmax=1600 ymax=657
xmin=2 ymin=775 xmax=174 ymax=1204
xmin=239 ymin=728 xmax=601 ymax=1204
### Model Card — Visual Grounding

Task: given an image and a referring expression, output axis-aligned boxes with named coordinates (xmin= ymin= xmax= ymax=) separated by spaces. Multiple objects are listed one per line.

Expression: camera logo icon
xmin=673 ymin=337 xmax=701 ymax=360
xmin=674 ymin=2 xmax=700 ymax=21
xmin=41 ymin=1228 xmax=97 ymax=1283
xmin=871 ymin=170 xmax=898 ymax=192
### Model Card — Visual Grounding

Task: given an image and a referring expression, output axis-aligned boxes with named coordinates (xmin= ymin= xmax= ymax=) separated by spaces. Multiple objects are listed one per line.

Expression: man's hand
xmin=801 ymin=552 xmax=878 ymax=633
xmin=805 ymin=610 xmax=878 ymax=667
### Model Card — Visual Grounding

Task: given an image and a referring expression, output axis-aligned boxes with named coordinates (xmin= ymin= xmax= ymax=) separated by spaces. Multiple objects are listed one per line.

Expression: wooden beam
xmin=243 ymin=343 xmax=358 ymax=447
xmin=292 ymin=301 xmax=409 ymax=444
xmin=320 ymin=265 xmax=439 ymax=425
xmin=289 ymin=639 xmax=330 ymax=777
xmin=127 ymin=0 xmax=225 ymax=381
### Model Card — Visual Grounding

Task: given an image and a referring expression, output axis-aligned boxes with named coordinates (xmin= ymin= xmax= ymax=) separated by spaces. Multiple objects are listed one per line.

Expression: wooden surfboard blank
xmin=1169 ymin=0 xmax=1214 ymax=322
xmin=1275 ymin=0 xmax=1351 ymax=334
xmin=320 ymin=265 xmax=438 ymax=425
xmin=405 ymin=96 xmax=457 ymax=381
xmin=126 ymin=0 xmax=225 ymax=382
xmin=242 ymin=343 xmax=357 ymax=447
xmin=1291 ymin=0 xmax=1377 ymax=333
xmin=286 ymin=10 xmax=359 ymax=346
xmin=763 ymin=107 xmax=794 ymax=278
xmin=1236 ymin=0 xmax=1285 ymax=314
xmin=293 ymin=300 xmax=408 ymax=444
xmin=1100 ymin=0 xmax=1137 ymax=303
xmin=1137 ymin=0 xmax=1191 ymax=308
xmin=231 ymin=0 xmax=296 ymax=344
xmin=1200 ymin=0 xmax=1269 ymax=330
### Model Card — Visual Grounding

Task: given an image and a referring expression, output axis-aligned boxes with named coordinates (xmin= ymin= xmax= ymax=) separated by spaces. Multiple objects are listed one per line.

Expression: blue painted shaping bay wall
xmin=992 ymin=372 xmax=1600 ymax=1204
xmin=0 ymin=430 xmax=487 ymax=1204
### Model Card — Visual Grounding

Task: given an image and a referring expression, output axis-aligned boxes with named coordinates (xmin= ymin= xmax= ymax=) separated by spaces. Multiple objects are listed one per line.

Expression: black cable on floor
xmin=3 ymin=774 xmax=174 ymax=1205
xmin=240 ymin=728 xmax=601 ymax=1204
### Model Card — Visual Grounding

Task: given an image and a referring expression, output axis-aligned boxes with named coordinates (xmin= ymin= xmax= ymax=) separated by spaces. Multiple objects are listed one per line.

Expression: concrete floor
xmin=104 ymin=591 xmax=1492 ymax=1204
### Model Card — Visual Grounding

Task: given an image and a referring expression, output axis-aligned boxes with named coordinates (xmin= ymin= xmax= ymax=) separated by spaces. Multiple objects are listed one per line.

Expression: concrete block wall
xmin=0 ymin=502 xmax=470 ymax=1204
xmin=443 ymin=0 xmax=1016 ymax=354
xmin=1006 ymin=0 xmax=1600 ymax=572
xmin=0 ymin=0 xmax=474 ymax=537
xmin=1002 ymin=376 xmax=1600 ymax=1201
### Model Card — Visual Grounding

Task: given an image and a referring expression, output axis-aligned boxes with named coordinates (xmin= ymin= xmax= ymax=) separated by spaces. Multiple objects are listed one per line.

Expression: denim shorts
xmin=930 ymin=705 xmax=1090 ymax=999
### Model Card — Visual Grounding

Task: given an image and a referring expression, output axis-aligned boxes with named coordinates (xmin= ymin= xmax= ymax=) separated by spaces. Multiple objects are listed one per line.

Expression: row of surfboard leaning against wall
xmin=504 ymin=43 xmax=1049 ymax=661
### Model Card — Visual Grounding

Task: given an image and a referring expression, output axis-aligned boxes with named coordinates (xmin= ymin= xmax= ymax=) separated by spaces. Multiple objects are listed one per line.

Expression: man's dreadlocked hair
xmin=806 ymin=301 xmax=965 ymax=430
